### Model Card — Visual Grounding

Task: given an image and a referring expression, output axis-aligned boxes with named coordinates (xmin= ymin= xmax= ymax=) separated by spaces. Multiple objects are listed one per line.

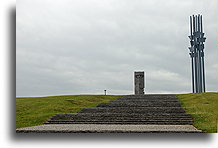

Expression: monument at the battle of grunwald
xmin=134 ymin=71 xmax=145 ymax=95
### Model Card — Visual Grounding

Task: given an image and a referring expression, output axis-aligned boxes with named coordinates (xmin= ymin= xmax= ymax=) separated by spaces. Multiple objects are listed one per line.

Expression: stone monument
xmin=134 ymin=71 xmax=144 ymax=95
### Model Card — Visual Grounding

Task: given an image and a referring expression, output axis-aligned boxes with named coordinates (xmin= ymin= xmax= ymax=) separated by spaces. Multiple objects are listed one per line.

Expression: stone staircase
xmin=45 ymin=95 xmax=194 ymax=125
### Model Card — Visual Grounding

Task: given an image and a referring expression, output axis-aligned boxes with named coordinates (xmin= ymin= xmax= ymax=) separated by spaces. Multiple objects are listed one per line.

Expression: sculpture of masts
xmin=188 ymin=15 xmax=206 ymax=93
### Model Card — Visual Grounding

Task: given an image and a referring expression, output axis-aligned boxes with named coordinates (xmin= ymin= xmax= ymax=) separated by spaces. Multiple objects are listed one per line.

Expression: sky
xmin=16 ymin=0 xmax=217 ymax=97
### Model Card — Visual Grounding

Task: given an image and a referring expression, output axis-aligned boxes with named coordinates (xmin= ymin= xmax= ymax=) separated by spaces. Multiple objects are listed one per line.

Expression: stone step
xmin=51 ymin=113 xmax=192 ymax=119
xmin=80 ymin=107 xmax=186 ymax=114
xmin=49 ymin=116 xmax=192 ymax=121
xmin=118 ymin=95 xmax=177 ymax=99
xmin=50 ymin=118 xmax=193 ymax=122
xmin=75 ymin=113 xmax=192 ymax=116
xmin=32 ymin=94 xmax=201 ymax=133
xmin=16 ymin=124 xmax=202 ymax=133
xmin=113 ymin=100 xmax=180 ymax=102
xmin=97 ymin=102 xmax=181 ymax=107
xmin=50 ymin=117 xmax=192 ymax=121
xmin=47 ymin=118 xmax=193 ymax=121
xmin=116 ymin=98 xmax=178 ymax=101
xmin=114 ymin=100 xmax=180 ymax=102
xmin=43 ymin=95 xmax=197 ymax=130
xmin=45 ymin=121 xmax=193 ymax=125
xmin=109 ymin=100 xmax=180 ymax=103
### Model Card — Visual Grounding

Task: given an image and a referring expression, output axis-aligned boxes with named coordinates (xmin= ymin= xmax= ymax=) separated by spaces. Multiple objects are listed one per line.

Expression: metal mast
xmin=188 ymin=14 xmax=206 ymax=93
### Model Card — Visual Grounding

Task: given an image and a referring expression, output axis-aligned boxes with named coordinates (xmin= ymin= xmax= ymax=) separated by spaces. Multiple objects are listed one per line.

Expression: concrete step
xmin=50 ymin=113 xmax=192 ymax=119
xmin=110 ymin=99 xmax=180 ymax=102
xmin=45 ymin=121 xmax=193 ymax=125
xmin=75 ymin=113 xmax=192 ymax=117
xmin=49 ymin=116 xmax=192 ymax=121
xmin=27 ymin=94 xmax=202 ymax=133
xmin=42 ymin=95 xmax=198 ymax=131
xmin=97 ymin=102 xmax=182 ymax=107
xmin=118 ymin=95 xmax=177 ymax=100
xmin=109 ymin=100 xmax=180 ymax=103
xmin=79 ymin=107 xmax=186 ymax=114
xmin=49 ymin=118 xmax=193 ymax=122
xmin=116 ymin=97 xmax=177 ymax=101
xmin=16 ymin=124 xmax=202 ymax=133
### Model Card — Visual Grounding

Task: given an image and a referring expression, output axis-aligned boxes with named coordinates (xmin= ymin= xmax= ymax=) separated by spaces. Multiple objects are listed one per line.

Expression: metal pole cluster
xmin=188 ymin=14 xmax=206 ymax=93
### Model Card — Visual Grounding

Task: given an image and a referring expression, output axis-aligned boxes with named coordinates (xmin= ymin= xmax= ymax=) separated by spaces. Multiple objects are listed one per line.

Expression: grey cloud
xmin=17 ymin=0 xmax=217 ymax=96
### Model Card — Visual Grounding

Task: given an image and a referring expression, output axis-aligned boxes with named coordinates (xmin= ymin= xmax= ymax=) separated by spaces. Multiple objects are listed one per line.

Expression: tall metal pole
xmin=196 ymin=15 xmax=201 ymax=93
xmin=200 ymin=15 xmax=206 ymax=92
xmin=190 ymin=16 xmax=195 ymax=93
xmin=193 ymin=15 xmax=198 ymax=93
xmin=197 ymin=15 xmax=200 ymax=93
xmin=198 ymin=15 xmax=202 ymax=93
xmin=191 ymin=53 xmax=195 ymax=93
xmin=202 ymin=51 xmax=206 ymax=92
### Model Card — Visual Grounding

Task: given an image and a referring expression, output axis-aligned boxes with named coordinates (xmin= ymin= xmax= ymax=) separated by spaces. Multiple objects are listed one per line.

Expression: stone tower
xmin=134 ymin=71 xmax=144 ymax=95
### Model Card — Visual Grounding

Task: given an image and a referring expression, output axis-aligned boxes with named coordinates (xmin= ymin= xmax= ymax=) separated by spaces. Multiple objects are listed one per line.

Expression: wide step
xmin=97 ymin=102 xmax=181 ymax=107
xmin=50 ymin=113 xmax=192 ymax=121
xmin=44 ymin=94 xmax=198 ymax=131
xmin=80 ymin=107 xmax=186 ymax=114
xmin=45 ymin=121 xmax=193 ymax=125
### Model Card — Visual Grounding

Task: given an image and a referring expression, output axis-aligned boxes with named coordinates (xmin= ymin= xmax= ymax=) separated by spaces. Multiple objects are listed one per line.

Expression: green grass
xmin=16 ymin=95 xmax=125 ymax=129
xmin=17 ymin=93 xmax=217 ymax=132
xmin=176 ymin=92 xmax=217 ymax=133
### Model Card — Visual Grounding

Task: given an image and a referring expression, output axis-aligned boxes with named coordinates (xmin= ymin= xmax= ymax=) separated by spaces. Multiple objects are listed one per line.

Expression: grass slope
xmin=16 ymin=95 xmax=124 ymax=128
xmin=176 ymin=92 xmax=217 ymax=133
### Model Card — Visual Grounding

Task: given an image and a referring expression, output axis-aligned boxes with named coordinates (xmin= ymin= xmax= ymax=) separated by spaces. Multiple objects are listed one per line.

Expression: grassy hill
xmin=176 ymin=92 xmax=217 ymax=133
xmin=16 ymin=93 xmax=217 ymax=133
xmin=16 ymin=95 xmax=125 ymax=128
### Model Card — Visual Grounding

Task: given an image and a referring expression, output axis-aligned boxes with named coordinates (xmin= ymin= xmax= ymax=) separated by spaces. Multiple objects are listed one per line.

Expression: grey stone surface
xmin=134 ymin=72 xmax=145 ymax=94
xmin=79 ymin=107 xmax=186 ymax=114
xmin=97 ymin=102 xmax=182 ymax=107
xmin=45 ymin=95 xmax=193 ymax=125
xmin=16 ymin=124 xmax=202 ymax=133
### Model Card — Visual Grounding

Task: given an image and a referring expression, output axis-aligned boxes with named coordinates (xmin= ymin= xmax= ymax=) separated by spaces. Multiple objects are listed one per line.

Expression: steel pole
xmin=190 ymin=16 xmax=195 ymax=93
xmin=202 ymin=52 xmax=206 ymax=92
xmin=200 ymin=15 xmax=206 ymax=92
xmin=193 ymin=15 xmax=198 ymax=93
xmin=191 ymin=54 xmax=195 ymax=93
xmin=195 ymin=15 xmax=200 ymax=93
xmin=198 ymin=15 xmax=202 ymax=92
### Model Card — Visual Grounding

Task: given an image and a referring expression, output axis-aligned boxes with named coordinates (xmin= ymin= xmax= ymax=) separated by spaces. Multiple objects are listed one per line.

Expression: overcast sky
xmin=16 ymin=0 xmax=217 ymax=97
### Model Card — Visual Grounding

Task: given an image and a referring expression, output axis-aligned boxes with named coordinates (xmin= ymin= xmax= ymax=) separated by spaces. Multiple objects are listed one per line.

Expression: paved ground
xmin=16 ymin=124 xmax=201 ymax=133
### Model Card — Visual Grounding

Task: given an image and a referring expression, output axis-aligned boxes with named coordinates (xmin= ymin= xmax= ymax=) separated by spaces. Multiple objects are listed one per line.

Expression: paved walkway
xmin=16 ymin=94 xmax=202 ymax=133
xmin=16 ymin=124 xmax=201 ymax=133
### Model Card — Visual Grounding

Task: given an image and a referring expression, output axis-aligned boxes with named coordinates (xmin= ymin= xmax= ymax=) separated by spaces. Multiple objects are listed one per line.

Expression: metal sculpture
xmin=188 ymin=14 xmax=206 ymax=93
